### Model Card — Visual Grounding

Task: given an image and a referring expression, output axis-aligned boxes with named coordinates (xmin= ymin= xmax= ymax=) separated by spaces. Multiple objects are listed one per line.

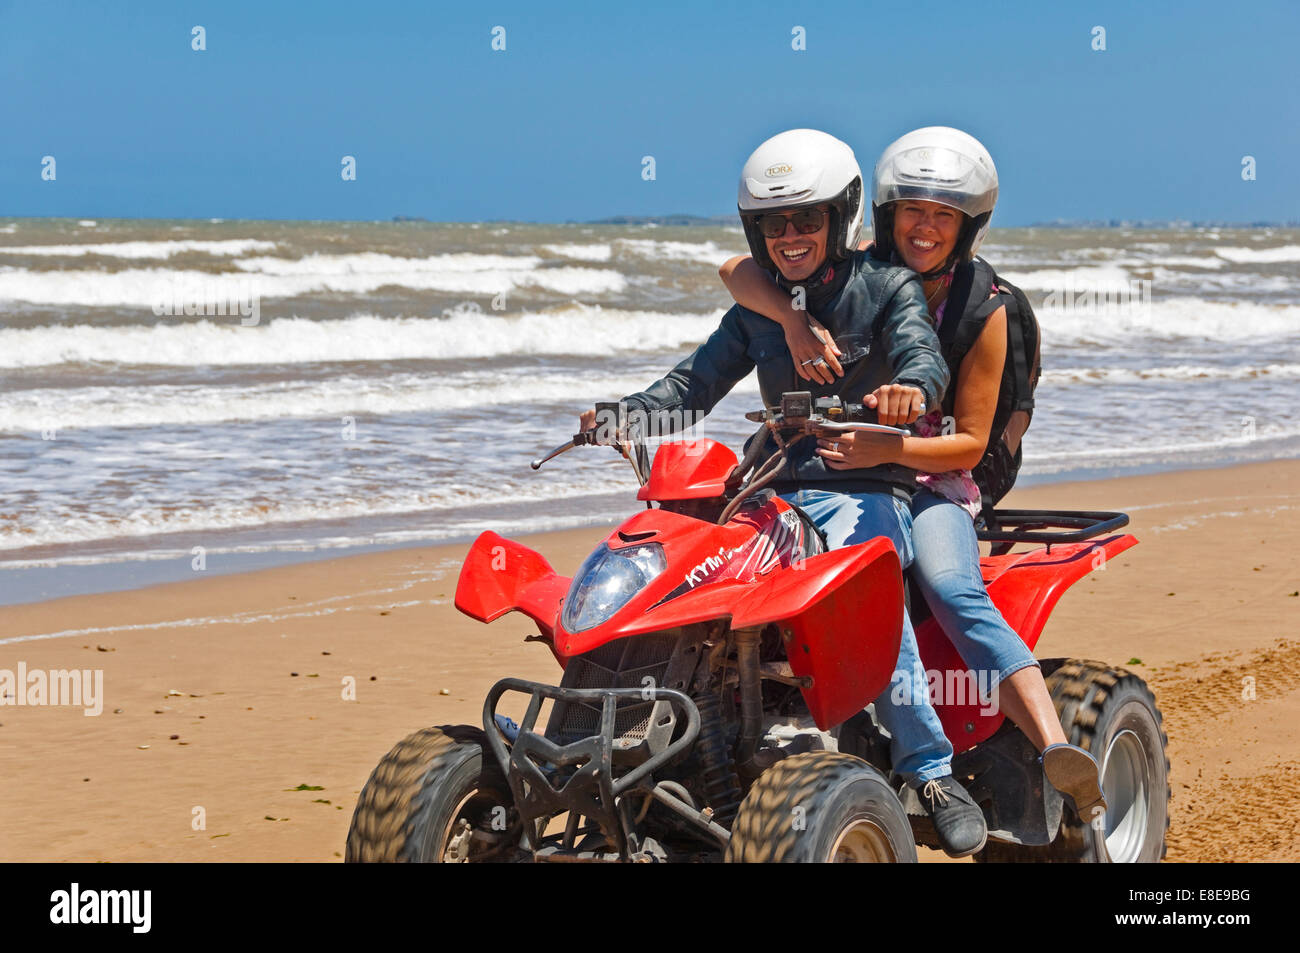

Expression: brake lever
xmin=530 ymin=432 xmax=595 ymax=470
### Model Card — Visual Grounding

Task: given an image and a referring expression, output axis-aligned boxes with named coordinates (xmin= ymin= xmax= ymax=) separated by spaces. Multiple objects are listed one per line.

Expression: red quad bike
xmin=346 ymin=394 xmax=1169 ymax=863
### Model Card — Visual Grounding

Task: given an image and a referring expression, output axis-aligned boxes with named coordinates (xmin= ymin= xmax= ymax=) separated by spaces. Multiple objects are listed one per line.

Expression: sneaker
xmin=1041 ymin=743 xmax=1108 ymax=825
xmin=913 ymin=776 xmax=987 ymax=858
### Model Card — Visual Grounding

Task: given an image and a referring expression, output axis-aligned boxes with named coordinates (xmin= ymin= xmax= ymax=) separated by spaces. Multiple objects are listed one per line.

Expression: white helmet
xmin=871 ymin=126 xmax=999 ymax=275
xmin=737 ymin=129 xmax=864 ymax=272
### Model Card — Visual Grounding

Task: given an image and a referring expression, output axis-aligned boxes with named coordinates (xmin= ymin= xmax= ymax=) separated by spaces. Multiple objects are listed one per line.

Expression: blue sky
xmin=1 ymin=0 xmax=1296 ymax=224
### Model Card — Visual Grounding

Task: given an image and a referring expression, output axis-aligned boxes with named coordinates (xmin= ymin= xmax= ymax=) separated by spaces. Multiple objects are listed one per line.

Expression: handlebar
xmin=533 ymin=401 xmax=651 ymax=485
xmin=744 ymin=391 xmax=912 ymax=438
xmin=532 ymin=392 xmax=911 ymax=502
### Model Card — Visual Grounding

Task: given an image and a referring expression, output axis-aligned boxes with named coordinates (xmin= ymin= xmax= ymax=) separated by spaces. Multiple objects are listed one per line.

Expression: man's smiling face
xmin=762 ymin=205 xmax=830 ymax=282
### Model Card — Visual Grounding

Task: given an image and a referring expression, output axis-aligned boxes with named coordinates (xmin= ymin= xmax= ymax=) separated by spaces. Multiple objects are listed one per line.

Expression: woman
xmin=718 ymin=126 xmax=1107 ymax=823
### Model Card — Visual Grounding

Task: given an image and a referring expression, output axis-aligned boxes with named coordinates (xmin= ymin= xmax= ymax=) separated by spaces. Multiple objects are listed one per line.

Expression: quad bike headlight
xmin=561 ymin=542 xmax=665 ymax=633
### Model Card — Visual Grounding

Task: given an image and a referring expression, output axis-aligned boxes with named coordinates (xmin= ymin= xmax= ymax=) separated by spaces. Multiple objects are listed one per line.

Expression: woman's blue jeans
xmin=910 ymin=489 xmax=1040 ymax=687
xmin=779 ymin=488 xmax=953 ymax=783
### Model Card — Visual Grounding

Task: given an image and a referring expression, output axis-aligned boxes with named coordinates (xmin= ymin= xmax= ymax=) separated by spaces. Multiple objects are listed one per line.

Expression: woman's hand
xmin=815 ymin=429 xmax=903 ymax=470
xmin=718 ymin=256 xmax=844 ymax=385
xmin=578 ymin=408 xmax=597 ymax=432
xmin=787 ymin=318 xmax=843 ymax=385
xmin=864 ymin=383 xmax=926 ymax=426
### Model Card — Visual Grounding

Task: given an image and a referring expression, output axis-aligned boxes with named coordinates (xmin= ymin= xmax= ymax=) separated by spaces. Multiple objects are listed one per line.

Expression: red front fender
xmin=733 ymin=536 xmax=904 ymax=732
xmin=454 ymin=532 xmax=569 ymax=641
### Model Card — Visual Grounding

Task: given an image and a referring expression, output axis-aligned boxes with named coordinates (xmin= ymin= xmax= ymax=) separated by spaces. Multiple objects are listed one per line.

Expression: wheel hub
xmin=1100 ymin=727 xmax=1149 ymax=863
xmin=444 ymin=818 xmax=475 ymax=862
xmin=829 ymin=818 xmax=896 ymax=862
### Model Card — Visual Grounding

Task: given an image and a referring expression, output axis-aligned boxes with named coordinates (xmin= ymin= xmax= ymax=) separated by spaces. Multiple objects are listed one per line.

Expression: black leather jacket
xmin=624 ymin=250 xmax=949 ymax=499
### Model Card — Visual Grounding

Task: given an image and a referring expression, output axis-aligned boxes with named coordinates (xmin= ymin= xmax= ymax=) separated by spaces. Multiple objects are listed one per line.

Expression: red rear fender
xmin=984 ymin=534 xmax=1139 ymax=651
xmin=917 ymin=533 xmax=1139 ymax=754
xmin=454 ymin=532 xmax=570 ymax=640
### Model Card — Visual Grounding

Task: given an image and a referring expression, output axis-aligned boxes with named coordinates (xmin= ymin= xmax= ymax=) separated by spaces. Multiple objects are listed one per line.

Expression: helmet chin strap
xmin=917 ymin=259 xmax=956 ymax=281
xmin=808 ymin=257 xmax=837 ymax=286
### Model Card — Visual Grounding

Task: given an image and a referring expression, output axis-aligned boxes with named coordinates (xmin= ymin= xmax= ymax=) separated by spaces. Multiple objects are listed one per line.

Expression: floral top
xmin=913 ymin=294 xmax=984 ymax=521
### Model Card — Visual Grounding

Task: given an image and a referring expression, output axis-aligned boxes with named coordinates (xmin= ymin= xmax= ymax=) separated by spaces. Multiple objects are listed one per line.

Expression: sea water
xmin=1 ymin=218 xmax=1296 ymax=602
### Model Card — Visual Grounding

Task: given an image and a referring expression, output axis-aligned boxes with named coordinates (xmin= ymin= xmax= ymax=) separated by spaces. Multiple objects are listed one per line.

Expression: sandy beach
xmin=1 ymin=459 xmax=1296 ymax=863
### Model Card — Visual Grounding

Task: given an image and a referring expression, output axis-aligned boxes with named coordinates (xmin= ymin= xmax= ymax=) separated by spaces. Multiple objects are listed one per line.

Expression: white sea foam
xmin=1215 ymin=245 xmax=1300 ymax=263
xmin=1143 ymin=255 xmax=1226 ymax=269
xmin=1001 ymin=265 xmax=1137 ymax=292
xmin=615 ymin=239 xmax=743 ymax=266
xmin=1024 ymin=427 xmax=1300 ymax=468
xmin=1041 ymin=363 xmax=1300 ymax=385
xmin=0 ymin=367 xmax=751 ymax=431
xmin=230 ymin=251 xmax=624 ymax=295
xmin=540 ymin=243 xmax=613 ymax=261
xmin=0 ymin=238 xmax=278 ymax=258
xmin=0 ymin=254 xmax=625 ymax=305
xmin=0 ymin=469 xmax=641 ymax=553
xmin=1147 ymin=269 xmax=1297 ymax=296
xmin=1036 ymin=297 xmax=1299 ymax=342
xmin=3 ymin=298 xmax=1293 ymax=373
xmin=2 ymin=404 xmax=1286 ymax=555
xmin=0 ymin=306 xmax=722 ymax=369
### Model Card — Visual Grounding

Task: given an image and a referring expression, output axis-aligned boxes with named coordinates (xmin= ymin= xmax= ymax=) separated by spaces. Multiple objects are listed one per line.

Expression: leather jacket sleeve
xmin=621 ymin=305 xmax=755 ymax=429
xmin=877 ymin=270 xmax=949 ymax=410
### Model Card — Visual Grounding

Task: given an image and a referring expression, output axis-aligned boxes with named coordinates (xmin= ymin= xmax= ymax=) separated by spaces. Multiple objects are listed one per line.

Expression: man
xmin=579 ymin=129 xmax=986 ymax=857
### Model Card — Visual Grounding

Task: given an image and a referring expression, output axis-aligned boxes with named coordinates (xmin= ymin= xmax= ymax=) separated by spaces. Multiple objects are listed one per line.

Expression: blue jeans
xmin=910 ymin=490 xmax=1040 ymax=687
xmin=779 ymin=488 xmax=953 ymax=783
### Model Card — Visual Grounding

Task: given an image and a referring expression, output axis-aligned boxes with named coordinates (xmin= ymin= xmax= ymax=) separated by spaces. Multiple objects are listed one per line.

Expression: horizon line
xmin=2 ymin=213 xmax=1298 ymax=230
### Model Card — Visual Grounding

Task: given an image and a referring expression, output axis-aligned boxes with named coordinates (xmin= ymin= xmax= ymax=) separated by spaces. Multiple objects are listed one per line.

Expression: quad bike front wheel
xmin=725 ymin=751 xmax=917 ymax=863
xmin=345 ymin=725 xmax=523 ymax=863
xmin=977 ymin=660 xmax=1170 ymax=863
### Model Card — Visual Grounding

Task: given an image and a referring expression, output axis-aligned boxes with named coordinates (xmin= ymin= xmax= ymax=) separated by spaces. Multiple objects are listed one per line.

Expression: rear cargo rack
xmin=978 ymin=509 xmax=1130 ymax=555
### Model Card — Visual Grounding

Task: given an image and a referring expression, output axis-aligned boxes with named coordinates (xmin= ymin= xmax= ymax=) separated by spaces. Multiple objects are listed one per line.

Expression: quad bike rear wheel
xmin=977 ymin=660 xmax=1170 ymax=863
xmin=725 ymin=751 xmax=917 ymax=863
xmin=345 ymin=725 xmax=522 ymax=863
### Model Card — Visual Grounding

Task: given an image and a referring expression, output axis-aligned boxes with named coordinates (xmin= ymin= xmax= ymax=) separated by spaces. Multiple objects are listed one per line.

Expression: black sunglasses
xmin=754 ymin=207 xmax=827 ymax=239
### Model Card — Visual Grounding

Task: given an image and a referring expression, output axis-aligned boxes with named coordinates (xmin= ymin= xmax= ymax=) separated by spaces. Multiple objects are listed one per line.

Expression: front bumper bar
xmin=482 ymin=677 xmax=700 ymax=843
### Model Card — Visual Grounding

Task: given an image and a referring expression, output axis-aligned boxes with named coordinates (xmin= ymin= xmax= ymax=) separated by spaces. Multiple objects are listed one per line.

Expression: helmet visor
xmin=874 ymin=145 xmax=997 ymax=218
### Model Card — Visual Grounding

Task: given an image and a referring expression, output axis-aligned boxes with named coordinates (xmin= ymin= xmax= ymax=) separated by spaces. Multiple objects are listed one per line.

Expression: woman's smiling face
xmin=892 ymin=200 xmax=962 ymax=275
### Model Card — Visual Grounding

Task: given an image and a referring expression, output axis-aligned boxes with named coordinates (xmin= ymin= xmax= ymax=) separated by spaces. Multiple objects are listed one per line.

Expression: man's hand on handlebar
xmin=578 ymin=408 xmax=597 ymax=433
xmin=864 ymin=384 xmax=927 ymax=427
